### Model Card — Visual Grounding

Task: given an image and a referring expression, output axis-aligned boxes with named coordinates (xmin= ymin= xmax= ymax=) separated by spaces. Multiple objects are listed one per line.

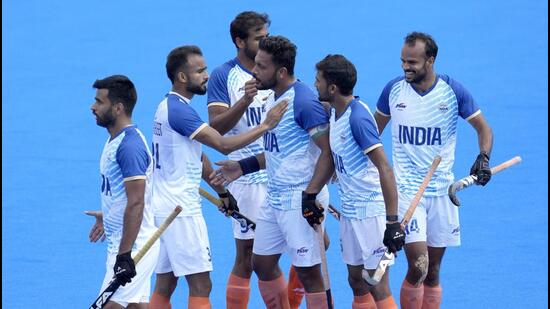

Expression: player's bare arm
xmin=196 ymin=99 xmax=288 ymax=154
xmin=304 ymin=124 xmax=334 ymax=194
xmin=366 ymin=146 xmax=399 ymax=220
xmin=118 ymin=178 xmax=146 ymax=254
xmin=374 ymin=111 xmax=391 ymax=135
xmin=208 ymin=79 xmax=259 ymax=135
xmin=209 ymin=153 xmax=266 ymax=187
xmin=467 ymin=113 xmax=493 ymax=155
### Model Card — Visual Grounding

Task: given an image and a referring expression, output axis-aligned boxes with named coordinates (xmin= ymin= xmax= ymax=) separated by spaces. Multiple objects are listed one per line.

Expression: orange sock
xmin=376 ymin=295 xmax=398 ymax=309
xmin=421 ymin=285 xmax=442 ymax=309
xmin=287 ymin=266 xmax=305 ymax=309
xmin=305 ymin=291 xmax=328 ymax=309
xmin=150 ymin=292 xmax=172 ymax=309
xmin=352 ymin=294 xmax=377 ymax=309
xmin=400 ymin=280 xmax=424 ymax=309
xmin=188 ymin=296 xmax=211 ymax=309
xmin=226 ymin=273 xmax=251 ymax=309
xmin=259 ymin=275 xmax=291 ymax=309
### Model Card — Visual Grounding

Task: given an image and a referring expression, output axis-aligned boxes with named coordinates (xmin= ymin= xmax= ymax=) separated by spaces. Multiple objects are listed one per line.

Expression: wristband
xmin=238 ymin=156 xmax=261 ymax=175
xmin=218 ymin=191 xmax=229 ymax=198
xmin=386 ymin=215 xmax=398 ymax=222
xmin=302 ymin=192 xmax=318 ymax=200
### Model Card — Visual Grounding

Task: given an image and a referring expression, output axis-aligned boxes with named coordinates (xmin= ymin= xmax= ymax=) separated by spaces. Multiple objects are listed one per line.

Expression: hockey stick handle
xmin=90 ymin=206 xmax=181 ymax=309
xmin=315 ymin=224 xmax=333 ymax=309
xmin=199 ymin=187 xmax=256 ymax=231
xmin=490 ymin=156 xmax=522 ymax=174
xmin=133 ymin=205 xmax=182 ymax=263
xmin=400 ymin=155 xmax=442 ymax=228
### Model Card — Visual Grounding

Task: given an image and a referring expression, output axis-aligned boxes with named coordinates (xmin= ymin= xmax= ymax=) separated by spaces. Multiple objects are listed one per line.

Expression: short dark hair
xmin=230 ymin=11 xmax=270 ymax=48
xmin=316 ymin=54 xmax=357 ymax=96
xmin=259 ymin=36 xmax=296 ymax=76
xmin=405 ymin=32 xmax=438 ymax=60
xmin=93 ymin=75 xmax=137 ymax=116
xmin=166 ymin=45 xmax=203 ymax=83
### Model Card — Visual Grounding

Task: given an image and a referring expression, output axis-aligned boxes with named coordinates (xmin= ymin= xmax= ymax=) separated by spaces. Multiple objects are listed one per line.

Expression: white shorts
xmin=398 ymin=192 xmax=461 ymax=247
xmin=340 ymin=215 xmax=394 ymax=270
xmin=154 ymin=216 xmax=213 ymax=277
xmin=227 ymin=182 xmax=267 ymax=240
xmin=99 ymin=242 xmax=159 ymax=307
xmin=253 ymin=187 xmax=329 ymax=267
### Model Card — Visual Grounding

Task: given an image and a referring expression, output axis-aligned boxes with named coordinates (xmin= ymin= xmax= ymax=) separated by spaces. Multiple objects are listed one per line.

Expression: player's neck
xmin=108 ymin=117 xmax=132 ymax=139
xmin=413 ymin=71 xmax=437 ymax=93
xmin=273 ymin=77 xmax=296 ymax=98
xmin=171 ymin=85 xmax=194 ymax=101
xmin=333 ymin=95 xmax=355 ymax=117
xmin=237 ymin=52 xmax=255 ymax=72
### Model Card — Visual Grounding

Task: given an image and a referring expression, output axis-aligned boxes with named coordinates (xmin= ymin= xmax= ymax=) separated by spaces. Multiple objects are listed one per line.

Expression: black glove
xmin=383 ymin=222 xmax=406 ymax=254
xmin=114 ymin=251 xmax=136 ymax=286
xmin=470 ymin=151 xmax=491 ymax=186
xmin=301 ymin=192 xmax=324 ymax=227
xmin=218 ymin=190 xmax=239 ymax=215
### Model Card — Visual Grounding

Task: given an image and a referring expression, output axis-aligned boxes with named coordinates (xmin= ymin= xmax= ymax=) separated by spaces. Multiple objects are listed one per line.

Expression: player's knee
xmin=424 ymin=263 xmax=441 ymax=286
xmin=408 ymin=254 xmax=429 ymax=284
xmin=188 ymin=278 xmax=212 ymax=297
xmin=347 ymin=273 xmax=368 ymax=294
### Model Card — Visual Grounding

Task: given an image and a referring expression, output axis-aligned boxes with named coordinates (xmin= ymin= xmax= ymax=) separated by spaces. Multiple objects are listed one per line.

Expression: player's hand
xmin=470 ymin=151 xmax=491 ymax=186
xmin=383 ymin=222 xmax=405 ymax=254
xmin=218 ymin=190 xmax=239 ymax=216
xmin=243 ymin=79 xmax=259 ymax=103
xmin=210 ymin=160 xmax=243 ymax=186
xmin=114 ymin=251 xmax=136 ymax=286
xmin=84 ymin=210 xmax=106 ymax=242
xmin=301 ymin=192 xmax=324 ymax=227
xmin=263 ymin=99 xmax=289 ymax=129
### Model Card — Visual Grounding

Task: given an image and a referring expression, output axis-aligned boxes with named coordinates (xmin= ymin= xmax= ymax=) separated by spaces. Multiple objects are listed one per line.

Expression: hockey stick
xmin=90 ymin=205 xmax=182 ymax=309
xmin=362 ymin=156 xmax=442 ymax=286
xmin=199 ymin=187 xmax=256 ymax=231
xmin=327 ymin=204 xmax=341 ymax=221
xmin=448 ymin=156 xmax=522 ymax=206
xmin=315 ymin=222 xmax=333 ymax=309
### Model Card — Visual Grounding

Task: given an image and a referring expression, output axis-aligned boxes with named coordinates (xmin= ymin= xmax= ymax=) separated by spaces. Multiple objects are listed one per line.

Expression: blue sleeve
xmin=117 ymin=133 xmax=150 ymax=179
xmin=207 ymin=65 xmax=230 ymax=105
xmin=376 ymin=76 xmax=404 ymax=116
xmin=442 ymin=75 xmax=480 ymax=119
xmin=293 ymin=83 xmax=329 ymax=130
xmin=168 ymin=99 xmax=206 ymax=138
xmin=350 ymin=102 xmax=382 ymax=152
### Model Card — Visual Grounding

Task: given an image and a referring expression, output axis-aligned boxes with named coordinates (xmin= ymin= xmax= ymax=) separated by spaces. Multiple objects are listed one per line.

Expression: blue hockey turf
xmin=3 ymin=0 xmax=548 ymax=308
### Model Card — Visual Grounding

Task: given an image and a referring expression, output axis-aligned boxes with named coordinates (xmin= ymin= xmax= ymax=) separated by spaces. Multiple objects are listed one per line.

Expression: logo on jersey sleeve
xmin=398 ymin=125 xmax=442 ymax=146
xmin=263 ymin=131 xmax=280 ymax=152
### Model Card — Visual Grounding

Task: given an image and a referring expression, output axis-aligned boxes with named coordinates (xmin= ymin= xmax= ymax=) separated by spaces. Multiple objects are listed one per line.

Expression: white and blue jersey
xmin=99 ymin=125 xmax=156 ymax=255
xmin=330 ymin=98 xmax=386 ymax=219
xmin=376 ymin=74 xmax=480 ymax=196
xmin=151 ymin=92 xmax=208 ymax=217
xmin=263 ymin=81 xmax=329 ymax=210
xmin=207 ymin=58 xmax=271 ymax=184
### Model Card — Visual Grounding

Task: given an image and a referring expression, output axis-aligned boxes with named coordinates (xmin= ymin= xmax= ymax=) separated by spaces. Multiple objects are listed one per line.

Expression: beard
xmin=94 ymin=110 xmax=116 ymax=128
xmin=404 ymin=68 xmax=427 ymax=84
xmin=317 ymin=91 xmax=331 ymax=102
xmin=187 ymin=82 xmax=207 ymax=95
xmin=255 ymin=73 xmax=277 ymax=90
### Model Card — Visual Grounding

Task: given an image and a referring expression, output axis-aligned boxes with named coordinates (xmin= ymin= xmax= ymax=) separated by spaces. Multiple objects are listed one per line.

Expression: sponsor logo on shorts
xmin=372 ymin=246 xmax=386 ymax=255
xmin=451 ymin=226 xmax=460 ymax=235
xmin=297 ymin=247 xmax=309 ymax=256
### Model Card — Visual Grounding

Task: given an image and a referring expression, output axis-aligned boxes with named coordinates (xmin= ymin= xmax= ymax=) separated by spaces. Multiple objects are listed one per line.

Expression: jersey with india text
xmin=207 ymin=58 xmax=270 ymax=184
xmin=376 ymin=74 xmax=480 ymax=196
xmin=99 ymin=125 xmax=156 ymax=255
xmin=151 ymin=92 xmax=208 ymax=217
xmin=330 ymin=98 xmax=385 ymax=219
xmin=263 ymin=81 xmax=329 ymax=210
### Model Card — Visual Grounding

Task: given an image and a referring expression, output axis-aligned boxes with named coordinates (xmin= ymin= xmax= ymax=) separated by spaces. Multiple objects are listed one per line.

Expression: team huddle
xmin=87 ymin=11 xmax=494 ymax=309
